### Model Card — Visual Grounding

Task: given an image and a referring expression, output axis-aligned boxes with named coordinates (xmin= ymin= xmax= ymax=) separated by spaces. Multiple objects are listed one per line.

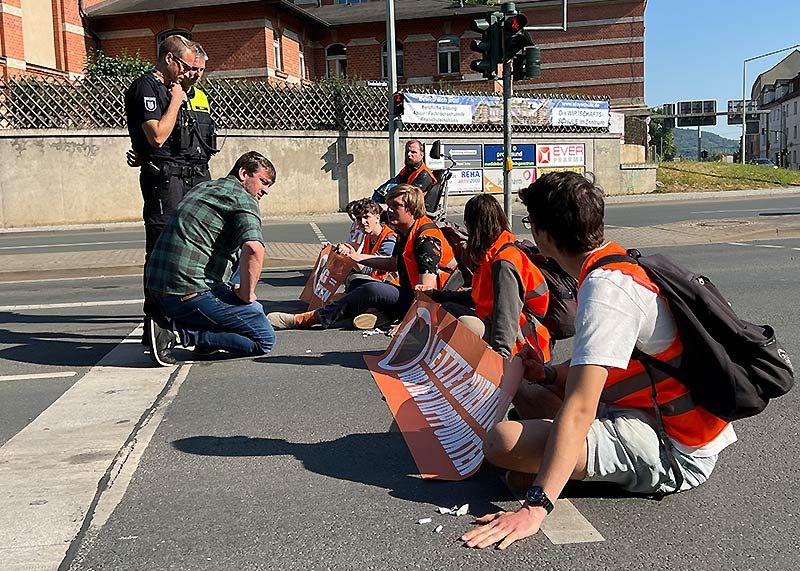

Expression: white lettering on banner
xmin=312 ymin=268 xmax=333 ymax=303
xmin=398 ymin=366 xmax=484 ymax=476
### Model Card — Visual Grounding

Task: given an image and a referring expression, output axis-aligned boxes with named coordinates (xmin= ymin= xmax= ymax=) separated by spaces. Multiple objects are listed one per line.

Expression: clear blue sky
xmin=645 ymin=0 xmax=800 ymax=140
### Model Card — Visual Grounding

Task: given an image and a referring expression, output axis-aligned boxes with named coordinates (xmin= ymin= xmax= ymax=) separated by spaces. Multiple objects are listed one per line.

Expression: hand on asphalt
xmin=461 ymin=507 xmax=544 ymax=550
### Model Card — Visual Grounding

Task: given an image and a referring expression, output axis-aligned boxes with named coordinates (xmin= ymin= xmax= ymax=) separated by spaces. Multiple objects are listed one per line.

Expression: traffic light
xmin=469 ymin=14 xmax=502 ymax=80
xmin=503 ymin=13 xmax=530 ymax=59
xmin=392 ymin=92 xmax=404 ymax=119
xmin=512 ymin=45 xmax=541 ymax=81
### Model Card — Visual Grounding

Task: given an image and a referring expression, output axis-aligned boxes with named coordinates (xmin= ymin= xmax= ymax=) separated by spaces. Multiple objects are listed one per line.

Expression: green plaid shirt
xmin=145 ymin=175 xmax=263 ymax=294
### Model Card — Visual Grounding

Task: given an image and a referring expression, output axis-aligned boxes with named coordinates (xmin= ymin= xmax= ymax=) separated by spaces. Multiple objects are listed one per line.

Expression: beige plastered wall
xmin=0 ymin=129 xmax=627 ymax=229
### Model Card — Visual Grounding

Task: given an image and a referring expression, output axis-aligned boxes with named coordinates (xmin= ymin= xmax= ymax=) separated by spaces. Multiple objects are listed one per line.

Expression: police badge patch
xmin=143 ymin=97 xmax=157 ymax=112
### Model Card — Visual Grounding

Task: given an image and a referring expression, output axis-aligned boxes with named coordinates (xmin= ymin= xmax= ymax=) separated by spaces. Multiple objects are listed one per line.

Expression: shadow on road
xmin=0 ymin=313 xmax=140 ymax=367
xmin=256 ymin=349 xmax=370 ymax=370
xmin=172 ymin=431 xmax=508 ymax=514
xmin=259 ymin=269 xmax=311 ymax=289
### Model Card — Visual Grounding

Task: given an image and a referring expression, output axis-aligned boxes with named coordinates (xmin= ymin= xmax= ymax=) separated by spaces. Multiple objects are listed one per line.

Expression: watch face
xmin=526 ymin=486 xmax=544 ymax=504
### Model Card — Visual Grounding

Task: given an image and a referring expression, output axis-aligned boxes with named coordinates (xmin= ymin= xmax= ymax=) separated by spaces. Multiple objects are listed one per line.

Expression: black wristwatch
xmin=525 ymin=485 xmax=554 ymax=514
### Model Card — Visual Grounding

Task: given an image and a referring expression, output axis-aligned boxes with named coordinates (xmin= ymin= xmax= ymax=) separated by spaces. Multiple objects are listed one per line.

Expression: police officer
xmin=124 ymin=35 xmax=216 ymax=340
xmin=179 ymin=42 xmax=217 ymax=183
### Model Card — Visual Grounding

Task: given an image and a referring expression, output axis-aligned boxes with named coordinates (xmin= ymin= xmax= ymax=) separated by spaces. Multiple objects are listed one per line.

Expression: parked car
xmin=749 ymin=158 xmax=779 ymax=168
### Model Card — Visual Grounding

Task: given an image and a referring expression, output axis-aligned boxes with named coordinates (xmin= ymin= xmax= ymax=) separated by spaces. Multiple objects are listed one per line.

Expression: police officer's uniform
xmin=124 ymin=70 xmax=218 ymax=254
xmin=124 ymin=70 xmax=218 ymax=330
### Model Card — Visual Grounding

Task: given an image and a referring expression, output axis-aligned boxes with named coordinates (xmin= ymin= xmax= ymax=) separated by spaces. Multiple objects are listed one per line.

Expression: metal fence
xmin=0 ymin=75 xmax=610 ymax=134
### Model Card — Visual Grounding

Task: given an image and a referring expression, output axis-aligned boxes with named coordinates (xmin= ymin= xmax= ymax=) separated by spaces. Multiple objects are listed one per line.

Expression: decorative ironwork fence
xmin=0 ymin=76 xmax=610 ymax=134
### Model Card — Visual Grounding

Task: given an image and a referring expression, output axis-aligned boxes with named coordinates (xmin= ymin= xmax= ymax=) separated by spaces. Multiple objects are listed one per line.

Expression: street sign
xmin=727 ymin=100 xmax=760 ymax=125
xmin=662 ymin=103 xmax=675 ymax=129
xmin=676 ymin=100 xmax=717 ymax=126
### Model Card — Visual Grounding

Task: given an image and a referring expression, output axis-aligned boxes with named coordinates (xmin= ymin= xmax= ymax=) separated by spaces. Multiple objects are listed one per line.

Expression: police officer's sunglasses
xmin=170 ymin=53 xmax=199 ymax=73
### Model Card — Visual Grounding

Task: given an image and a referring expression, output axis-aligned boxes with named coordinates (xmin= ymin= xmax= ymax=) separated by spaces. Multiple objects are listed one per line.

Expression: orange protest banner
xmin=365 ymin=299 xmax=523 ymax=481
xmin=299 ymin=245 xmax=357 ymax=310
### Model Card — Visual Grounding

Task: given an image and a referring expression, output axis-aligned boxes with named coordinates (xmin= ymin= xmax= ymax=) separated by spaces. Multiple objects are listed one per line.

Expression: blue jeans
xmin=155 ymin=286 xmax=276 ymax=356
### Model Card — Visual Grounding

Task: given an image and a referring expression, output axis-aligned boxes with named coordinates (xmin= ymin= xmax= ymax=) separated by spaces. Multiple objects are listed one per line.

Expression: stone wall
xmin=0 ymin=129 xmax=627 ymax=228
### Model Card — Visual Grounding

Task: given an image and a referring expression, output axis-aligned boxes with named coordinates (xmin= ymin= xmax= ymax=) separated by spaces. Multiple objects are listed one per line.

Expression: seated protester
xmin=145 ymin=151 xmax=277 ymax=366
xmin=268 ymin=184 xmax=455 ymax=331
xmin=461 ymin=172 xmax=736 ymax=550
xmin=344 ymin=198 xmax=399 ymax=291
xmin=394 ymin=139 xmax=436 ymax=197
xmin=418 ymin=194 xmax=551 ymax=361
xmin=345 ymin=198 xmax=366 ymax=253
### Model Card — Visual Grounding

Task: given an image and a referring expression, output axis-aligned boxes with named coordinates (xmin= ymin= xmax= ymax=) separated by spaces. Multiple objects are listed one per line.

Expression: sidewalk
xmin=2 ymin=188 xmax=799 ymax=281
xmin=1 ymin=214 xmax=799 ymax=282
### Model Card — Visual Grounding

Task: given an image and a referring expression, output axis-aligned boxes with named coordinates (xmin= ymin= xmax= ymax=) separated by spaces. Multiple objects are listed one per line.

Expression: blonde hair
xmin=385 ymin=184 xmax=425 ymax=218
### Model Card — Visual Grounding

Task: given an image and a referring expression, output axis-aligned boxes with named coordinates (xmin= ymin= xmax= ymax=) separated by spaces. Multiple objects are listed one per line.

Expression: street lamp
xmin=741 ymin=43 xmax=800 ymax=164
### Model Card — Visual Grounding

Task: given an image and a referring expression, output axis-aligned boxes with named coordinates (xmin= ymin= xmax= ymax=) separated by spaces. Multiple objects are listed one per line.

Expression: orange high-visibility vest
xmin=579 ymin=242 xmax=730 ymax=448
xmin=397 ymin=163 xmax=437 ymax=188
xmin=402 ymin=216 xmax=456 ymax=289
xmin=471 ymin=230 xmax=551 ymax=359
xmin=363 ymin=224 xmax=399 ymax=285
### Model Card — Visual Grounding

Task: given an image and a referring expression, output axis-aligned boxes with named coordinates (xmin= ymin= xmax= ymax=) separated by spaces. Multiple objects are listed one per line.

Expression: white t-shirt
xmin=571 ymin=244 xmax=736 ymax=457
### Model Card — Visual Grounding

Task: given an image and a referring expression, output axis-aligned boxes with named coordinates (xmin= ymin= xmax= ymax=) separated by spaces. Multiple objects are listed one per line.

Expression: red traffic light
xmin=392 ymin=92 xmax=405 ymax=119
xmin=505 ymin=14 xmax=527 ymax=32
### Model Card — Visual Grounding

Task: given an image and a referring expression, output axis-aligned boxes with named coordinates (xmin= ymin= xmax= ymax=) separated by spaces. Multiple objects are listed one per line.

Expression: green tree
xmin=649 ymin=108 xmax=676 ymax=161
xmin=84 ymin=49 xmax=152 ymax=79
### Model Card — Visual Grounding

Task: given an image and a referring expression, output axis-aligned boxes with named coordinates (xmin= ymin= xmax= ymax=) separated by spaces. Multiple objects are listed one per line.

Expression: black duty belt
xmin=151 ymin=162 xmax=204 ymax=178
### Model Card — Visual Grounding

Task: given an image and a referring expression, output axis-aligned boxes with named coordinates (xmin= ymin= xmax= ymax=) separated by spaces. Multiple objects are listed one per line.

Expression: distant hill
xmin=673 ymin=128 xmax=740 ymax=158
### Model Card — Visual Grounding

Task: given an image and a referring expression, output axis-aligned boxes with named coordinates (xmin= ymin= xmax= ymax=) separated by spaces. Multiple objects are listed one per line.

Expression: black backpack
xmin=418 ymin=220 xmax=473 ymax=288
xmin=513 ymin=240 xmax=579 ymax=340
xmin=589 ymin=249 xmax=794 ymax=422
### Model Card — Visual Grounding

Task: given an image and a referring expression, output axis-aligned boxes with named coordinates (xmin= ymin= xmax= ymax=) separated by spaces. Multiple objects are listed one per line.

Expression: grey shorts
xmin=584 ymin=404 xmax=718 ymax=495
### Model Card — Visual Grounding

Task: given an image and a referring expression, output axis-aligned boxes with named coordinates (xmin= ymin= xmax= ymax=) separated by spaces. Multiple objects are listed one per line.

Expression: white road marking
xmin=691 ymin=207 xmax=795 ymax=214
xmin=727 ymin=242 xmax=750 ymax=246
xmin=0 ymin=326 xmax=182 ymax=570
xmin=0 ymin=240 xmax=141 ymax=251
xmin=0 ymin=299 xmax=143 ymax=311
xmin=605 ymin=224 xmax=633 ymax=229
xmin=0 ymin=371 xmax=77 ymax=383
xmin=309 ymin=222 xmax=330 ymax=246
xmin=0 ymin=274 xmax=135 ymax=285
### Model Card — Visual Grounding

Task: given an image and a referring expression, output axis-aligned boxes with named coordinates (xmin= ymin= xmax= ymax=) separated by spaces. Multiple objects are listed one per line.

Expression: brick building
xmin=0 ymin=0 xmax=93 ymax=79
xmin=1 ymin=0 xmax=646 ymax=115
xmin=82 ymin=0 xmax=646 ymax=113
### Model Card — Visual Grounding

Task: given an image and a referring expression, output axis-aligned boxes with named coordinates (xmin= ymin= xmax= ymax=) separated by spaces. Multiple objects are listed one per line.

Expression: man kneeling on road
xmin=145 ymin=151 xmax=277 ymax=366
xmin=461 ymin=171 xmax=736 ymax=549
xmin=268 ymin=184 xmax=456 ymax=331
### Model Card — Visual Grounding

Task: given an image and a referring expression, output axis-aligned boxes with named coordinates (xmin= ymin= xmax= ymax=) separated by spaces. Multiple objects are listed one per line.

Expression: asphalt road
xmin=1 ymin=236 xmax=798 ymax=570
xmin=0 ymin=193 xmax=798 ymax=255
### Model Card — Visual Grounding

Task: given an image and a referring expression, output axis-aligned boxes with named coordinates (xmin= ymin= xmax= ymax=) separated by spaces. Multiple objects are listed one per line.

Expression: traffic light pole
xmin=501 ymin=2 xmax=515 ymax=219
xmin=502 ymin=60 xmax=513 ymax=218
xmin=386 ymin=0 xmax=399 ymax=176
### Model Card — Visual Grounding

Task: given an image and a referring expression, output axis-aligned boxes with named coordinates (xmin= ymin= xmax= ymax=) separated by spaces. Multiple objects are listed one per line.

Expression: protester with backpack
xmin=417 ymin=194 xmax=552 ymax=362
xmin=268 ymin=185 xmax=456 ymax=331
xmin=462 ymin=171 xmax=740 ymax=550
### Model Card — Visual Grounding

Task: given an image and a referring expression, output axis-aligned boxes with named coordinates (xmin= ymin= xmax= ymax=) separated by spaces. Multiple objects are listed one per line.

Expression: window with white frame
xmin=438 ymin=36 xmax=460 ymax=75
xmin=381 ymin=41 xmax=404 ymax=78
xmin=326 ymin=44 xmax=347 ymax=77
xmin=299 ymin=43 xmax=306 ymax=79
xmin=273 ymin=33 xmax=283 ymax=70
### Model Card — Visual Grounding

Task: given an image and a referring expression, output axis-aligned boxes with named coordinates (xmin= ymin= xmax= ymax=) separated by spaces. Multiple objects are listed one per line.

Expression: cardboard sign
xmin=299 ymin=245 xmax=357 ymax=310
xmin=365 ymin=299 xmax=524 ymax=480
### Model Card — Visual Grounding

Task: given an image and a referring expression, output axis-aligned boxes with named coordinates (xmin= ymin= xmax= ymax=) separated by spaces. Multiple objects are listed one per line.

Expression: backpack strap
xmin=587 ymin=251 xmax=686 ymax=495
